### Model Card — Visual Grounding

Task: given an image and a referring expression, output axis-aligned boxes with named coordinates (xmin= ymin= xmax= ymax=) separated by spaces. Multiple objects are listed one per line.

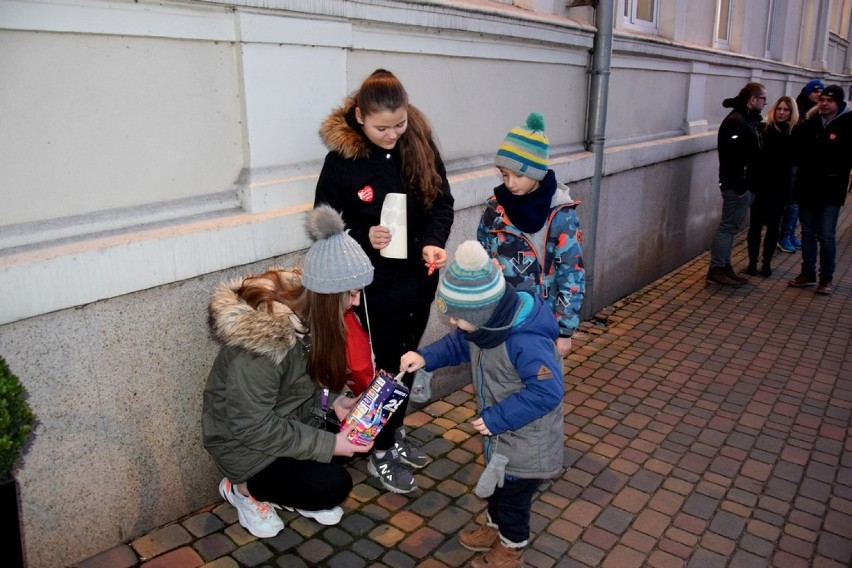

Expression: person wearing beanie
xmin=796 ymin=79 xmax=825 ymax=123
xmin=315 ymin=69 xmax=453 ymax=494
xmin=779 ymin=79 xmax=827 ymax=253
xmin=478 ymin=112 xmax=585 ymax=359
xmin=788 ymin=84 xmax=852 ymax=295
xmin=400 ymin=240 xmax=564 ymax=568
xmin=201 ymin=205 xmax=376 ymax=537
xmin=707 ymin=81 xmax=767 ymax=287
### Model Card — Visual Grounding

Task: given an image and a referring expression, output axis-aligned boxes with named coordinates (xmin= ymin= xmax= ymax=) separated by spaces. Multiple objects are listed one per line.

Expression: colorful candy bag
xmin=342 ymin=370 xmax=409 ymax=446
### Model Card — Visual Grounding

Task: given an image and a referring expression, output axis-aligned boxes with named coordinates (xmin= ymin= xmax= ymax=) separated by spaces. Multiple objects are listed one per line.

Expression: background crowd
xmin=707 ymin=79 xmax=852 ymax=295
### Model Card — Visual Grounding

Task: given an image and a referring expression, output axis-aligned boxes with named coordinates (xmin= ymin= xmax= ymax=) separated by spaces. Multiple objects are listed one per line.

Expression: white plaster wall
xmin=0 ymin=30 xmax=243 ymax=225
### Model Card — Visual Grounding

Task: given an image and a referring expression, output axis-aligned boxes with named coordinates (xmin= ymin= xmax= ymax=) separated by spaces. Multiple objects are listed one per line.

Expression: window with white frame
xmin=714 ymin=0 xmax=732 ymax=48
xmin=620 ymin=0 xmax=660 ymax=33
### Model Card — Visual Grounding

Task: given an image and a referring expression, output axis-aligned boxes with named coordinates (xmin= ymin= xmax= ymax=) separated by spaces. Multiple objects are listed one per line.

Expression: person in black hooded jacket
xmin=788 ymin=85 xmax=852 ymax=295
xmin=745 ymin=95 xmax=798 ymax=277
xmin=778 ymin=79 xmax=826 ymax=252
xmin=314 ymin=69 xmax=454 ymax=494
xmin=707 ymin=82 xmax=767 ymax=287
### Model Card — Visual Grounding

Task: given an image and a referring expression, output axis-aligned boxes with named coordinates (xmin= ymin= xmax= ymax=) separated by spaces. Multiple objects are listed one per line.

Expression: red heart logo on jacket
xmin=358 ymin=186 xmax=374 ymax=202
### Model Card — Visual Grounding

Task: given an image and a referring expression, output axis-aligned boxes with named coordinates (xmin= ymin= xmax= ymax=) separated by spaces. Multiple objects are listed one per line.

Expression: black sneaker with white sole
xmin=393 ymin=428 xmax=430 ymax=469
xmin=367 ymin=447 xmax=416 ymax=493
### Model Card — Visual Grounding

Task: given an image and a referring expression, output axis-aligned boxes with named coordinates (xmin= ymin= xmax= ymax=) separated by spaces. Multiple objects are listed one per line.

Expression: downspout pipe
xmin=581 ymin=0 xmax=614 ymax=319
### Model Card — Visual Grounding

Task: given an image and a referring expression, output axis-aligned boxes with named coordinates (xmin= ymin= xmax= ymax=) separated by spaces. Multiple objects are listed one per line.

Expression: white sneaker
xmin=284 ymin=505 xmax=344 ymax=526
xmin=218 ymin=478 xmax=284 ymax=538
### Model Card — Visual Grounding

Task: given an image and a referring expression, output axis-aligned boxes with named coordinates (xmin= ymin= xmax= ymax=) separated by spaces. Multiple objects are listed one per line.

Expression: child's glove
xmin=409 ymin=369 xmax=432 ymax=403
xmin=475 ymin=453 xmax=509 ymax=498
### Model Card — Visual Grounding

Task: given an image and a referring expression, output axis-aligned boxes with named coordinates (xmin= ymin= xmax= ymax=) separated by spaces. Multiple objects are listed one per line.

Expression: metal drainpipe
xmin=581 ymin=0 xmax=614 ymax=319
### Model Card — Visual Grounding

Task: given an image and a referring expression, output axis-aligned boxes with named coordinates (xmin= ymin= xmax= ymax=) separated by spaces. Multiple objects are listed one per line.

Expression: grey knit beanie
xmin=436 ymin=240 xmax=506 ymax=328
xmin=302 ymin=205 xmax=374 ymax=294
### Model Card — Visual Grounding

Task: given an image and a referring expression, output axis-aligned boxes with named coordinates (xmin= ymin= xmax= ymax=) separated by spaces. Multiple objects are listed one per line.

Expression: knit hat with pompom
xmin=495 ymin=112 xmax=549 ymax=181
xmin=436 ymin=240 xmax=506 ymax=328
xmin=302 ymin=205 xmax=374 ymax=294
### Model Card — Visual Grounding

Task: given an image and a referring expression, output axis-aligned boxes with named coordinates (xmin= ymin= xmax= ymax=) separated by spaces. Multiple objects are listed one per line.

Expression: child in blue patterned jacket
xmin=478 ymin=112 xmax=585 ymax=358
xmin=400 ymin=240 xmax=564 ymax=568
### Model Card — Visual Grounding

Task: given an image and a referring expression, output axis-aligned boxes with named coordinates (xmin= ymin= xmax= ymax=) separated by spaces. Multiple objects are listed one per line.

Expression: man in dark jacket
xmin=788 ymin=85 xmax=852 ymax=295
xmin=707 ymin=82 xmax=767 ymax=287
xmin=795 ymin=79 xmax=825 ymax=124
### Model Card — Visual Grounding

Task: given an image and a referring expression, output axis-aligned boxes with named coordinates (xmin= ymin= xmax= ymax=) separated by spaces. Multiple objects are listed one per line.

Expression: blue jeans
xmin=779 ymin=202 xmax=799 ymax=241
xmin=798 ymin=203 xmax=840 ymax=279
xmin=710 ymin=189 xmax=754 ymax=269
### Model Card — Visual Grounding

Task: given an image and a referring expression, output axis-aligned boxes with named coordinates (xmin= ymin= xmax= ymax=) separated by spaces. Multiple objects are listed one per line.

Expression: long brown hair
xmin=304 ymin=290 xmax=348 ymax=391
xmin=355 ymin=69 xmax=444 ymax=209
xmin=237 ymin=269 xmax=308 ymax=315
xmin=237 ymin=269 xmax=348 ymax=391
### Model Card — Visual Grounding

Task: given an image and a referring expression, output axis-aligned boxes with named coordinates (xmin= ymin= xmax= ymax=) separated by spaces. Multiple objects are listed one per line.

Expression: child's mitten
xmin=409 ymin=369 xmax=432 ymax=403
xmin=475 ymin=453 xmax=509 ymax=498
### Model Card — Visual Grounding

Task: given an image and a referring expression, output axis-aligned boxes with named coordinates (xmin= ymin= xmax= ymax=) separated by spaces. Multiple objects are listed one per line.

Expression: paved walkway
xmin=79 ymin=206 xmax=852 ymax=568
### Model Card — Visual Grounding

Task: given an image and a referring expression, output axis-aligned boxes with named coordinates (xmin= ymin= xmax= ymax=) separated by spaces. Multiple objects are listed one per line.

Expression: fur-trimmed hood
xmin=208 ymin=268 xmax=308 ymax=365
xmin=318 ymin=96 xmax=431 ymax=160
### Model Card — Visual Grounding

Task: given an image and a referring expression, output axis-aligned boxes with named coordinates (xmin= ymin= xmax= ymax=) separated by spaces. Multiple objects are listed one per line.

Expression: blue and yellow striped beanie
xmin=495 ymin=112 xmax=549 ymax=181
xmin=436 ymin=240 xmax=506 ymax=328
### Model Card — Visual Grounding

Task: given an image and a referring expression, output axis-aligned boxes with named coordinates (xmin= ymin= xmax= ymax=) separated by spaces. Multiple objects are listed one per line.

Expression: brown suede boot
xmin=459 ymin=524 xmax=499 ymax=552
xmin=469 ymin=542 xmax=524 ymax=568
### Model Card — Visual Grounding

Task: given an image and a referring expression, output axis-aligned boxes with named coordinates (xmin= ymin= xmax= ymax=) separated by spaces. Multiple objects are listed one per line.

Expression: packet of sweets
xmin=342 ymin=370 xmax=409 ymax=446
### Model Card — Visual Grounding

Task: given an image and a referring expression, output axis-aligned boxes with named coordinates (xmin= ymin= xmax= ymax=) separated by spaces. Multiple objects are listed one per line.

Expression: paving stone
xmin=729 ymin=550 xmax=772 ymax=568
xmin=77 ymin=545 xmax=139 ymax=568
xmin=428 ymin=505 xmax=471 ymax=535
xmin=594 ymin=506 xmax=634 ymax=535
xmin=709 ymin=510 xmax=746 ymax=539
xmin=659 ymin=537 xmax=693 ymax=559
xmin=204 ymin=557 xmax=239 ymax=568
xmin=533 ymin=531 xmax=572 ymax=559
xmin=647 ymin=549 xmax=685 ymax=568
xmin=193 ymin=533 xmax=236 ymax=562
xmin=398 ymin=527 xmax=444 ymax=558
xmin=350 ymin=538 xmax=385 ymax=561
xmin=381 ymin=548 xmax=417 ymax=568
xmin=140 ymin=546 xmax=204 ymax=568
xmin=326 ymin=550 xmax=367 ymax=568
xmin=682 ymin=493 xmax=719 ymax=520
xmin=231 ymin=541 xmax=273 ymax=566
xmin=686 ymin=548 xmax=727 ymax=568
xmin=568 ymin=541 xmax=606 ymax=566
xmin=133 ymin=524 xmax=193 ymax=560
xmin=183 ymin=512 xmax=226 ymax=539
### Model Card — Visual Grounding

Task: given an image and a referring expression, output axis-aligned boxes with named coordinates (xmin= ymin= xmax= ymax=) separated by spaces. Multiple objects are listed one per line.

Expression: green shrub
xmin=0 ymin=357 xmax=36 ymax=479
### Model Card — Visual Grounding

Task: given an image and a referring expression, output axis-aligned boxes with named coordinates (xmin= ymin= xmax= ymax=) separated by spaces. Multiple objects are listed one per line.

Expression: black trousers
xmin=747 ymin=194 xmax=785 ymax=265
xmin=247 ymin=456 xmax=352 ymax=511
xmin=487 ymin=476 xmax=541 ymax=545
xmin=357 ymin=296 xmax=431 ymax=451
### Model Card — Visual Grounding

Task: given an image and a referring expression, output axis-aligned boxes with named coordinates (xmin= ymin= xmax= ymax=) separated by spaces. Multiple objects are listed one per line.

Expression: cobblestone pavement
xmin=78 ymin=206 xmax=851 ymax=568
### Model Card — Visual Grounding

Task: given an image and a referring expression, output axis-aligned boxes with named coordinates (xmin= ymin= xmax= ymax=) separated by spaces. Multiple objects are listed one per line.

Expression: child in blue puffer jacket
xmin=400 ymin=240 xmax=564 ymax=568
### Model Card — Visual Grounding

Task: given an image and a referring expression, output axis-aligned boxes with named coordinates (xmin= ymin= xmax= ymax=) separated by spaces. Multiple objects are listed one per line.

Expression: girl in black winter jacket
xmin=314 ymin=69 xmax=454 ymax=494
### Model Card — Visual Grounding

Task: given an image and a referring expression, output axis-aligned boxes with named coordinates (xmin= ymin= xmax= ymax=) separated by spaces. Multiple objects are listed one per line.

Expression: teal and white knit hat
xmin=436 ymin=241 xmax=506 ymax=328
xmin=495 ymin=112 xmax=549 ymax=181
